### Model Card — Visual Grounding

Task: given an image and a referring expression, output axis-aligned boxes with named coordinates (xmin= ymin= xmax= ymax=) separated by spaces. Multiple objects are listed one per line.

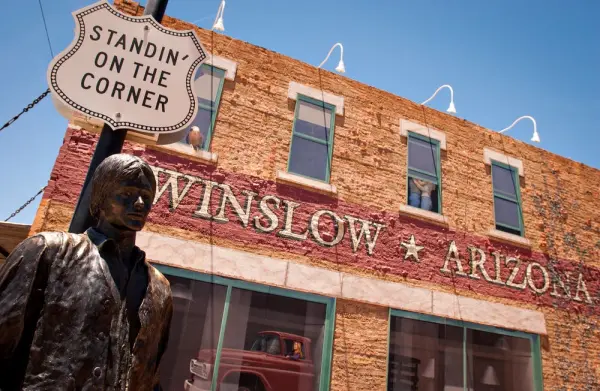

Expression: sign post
xmin=45 ymin=0 xmax=208 ymax=233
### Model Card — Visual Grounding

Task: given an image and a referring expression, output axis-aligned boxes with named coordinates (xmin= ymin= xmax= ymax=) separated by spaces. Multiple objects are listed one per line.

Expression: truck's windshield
xmin=250 ymin=334 xmax=281 ymax=355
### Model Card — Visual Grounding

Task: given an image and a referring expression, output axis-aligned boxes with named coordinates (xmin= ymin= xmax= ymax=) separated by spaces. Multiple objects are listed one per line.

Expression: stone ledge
xmin=399 ymin=204 xmax=449 ymax=227
xmin=287 ymin=81 xmax=344 ymax=116
xmin=148 ymin=143 xmax=218 ymax=165
xmin=483 ymin=148 xmax=524 ymax=176
xmin=205 ymin=54 xmax=237 ymax=81
xmin=399 ymin=119 xmax=447 ymax=150
xmin=487 ymin=228 xmax=531 ymax=248
xmin=276 ymin=170 xmax=337 ymax=196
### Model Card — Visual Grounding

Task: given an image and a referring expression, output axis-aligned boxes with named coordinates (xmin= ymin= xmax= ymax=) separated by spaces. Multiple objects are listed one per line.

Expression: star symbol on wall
xmin=401 ymin=235 xmax=424 ymax=262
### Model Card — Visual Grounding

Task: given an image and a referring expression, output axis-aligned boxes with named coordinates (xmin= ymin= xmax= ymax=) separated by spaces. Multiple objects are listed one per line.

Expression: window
xmin=491 ymin=160 xmax=523 ymax=236
xmin=388 ymin=310 xmax=543 ymax=391
xmin=178 ymin=64 xmax=226 ymax=151
xmin=157 ymin=266 xmax=335 ymax=391
xmin=287 ymin=95 xmax=336 ymax=182
xmin=407 ymin=132 xmax=441 ymax=213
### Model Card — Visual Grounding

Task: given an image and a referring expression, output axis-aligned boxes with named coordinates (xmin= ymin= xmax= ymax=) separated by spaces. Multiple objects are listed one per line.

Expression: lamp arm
xmin=421 ymin=84 xmax=453 ymax=106
xmin=318 ymin=43 xmax=344 ymax=69
xmin=212 ymin=0 xmax=225 ymax=30
xmin=498 ymin=115 xmax=537 ymax=134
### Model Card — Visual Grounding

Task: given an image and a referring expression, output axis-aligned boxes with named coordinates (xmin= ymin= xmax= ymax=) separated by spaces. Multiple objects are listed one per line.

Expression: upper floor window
xmin=287 ymin=95 xmax=336 ymax=182
xmin=179 ymin=64 xmax=226 ymax=151
xmin=491 ymin=160 xmax=524 ymax=236
xmin=388 ymin=310 xmax=543 ymax=391
xmin=407 ymin=132 xmax=441 ymax=214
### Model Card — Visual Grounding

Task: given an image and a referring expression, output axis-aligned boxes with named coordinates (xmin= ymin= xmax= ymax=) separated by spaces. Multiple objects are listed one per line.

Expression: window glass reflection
xmin=218 ymin=288 xmax=326 ymax=391
xmin=466 ymin=330 xmax=534 ymax=391
xmin=388 ymin=315 xmax=537 ymax=391
xmin=389 ymin=317 xmax=464 ymax=391
xmin=160 ymin=275 xmax=226 ymax=391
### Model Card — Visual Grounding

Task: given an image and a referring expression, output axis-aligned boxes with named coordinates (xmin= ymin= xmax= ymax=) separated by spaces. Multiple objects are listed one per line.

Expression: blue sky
xmin=1 ymin=0 xmax=598 ymax=225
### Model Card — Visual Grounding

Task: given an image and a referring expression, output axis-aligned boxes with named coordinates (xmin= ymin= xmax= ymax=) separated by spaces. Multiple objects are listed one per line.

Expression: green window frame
xmin=154 ymin=264 xmax=336 ymax=391
xmin=180 ymin=64 xmax=226 ymax=151
xmin=406 ymin=132 xmax=442 ymax=213
xmin=287 ymin=94 xmax=337 ymax=183
xmin=491 ymin=160 xmax=524 ymax=236
xmin=388 ymin=309 xmax=544 ymax=391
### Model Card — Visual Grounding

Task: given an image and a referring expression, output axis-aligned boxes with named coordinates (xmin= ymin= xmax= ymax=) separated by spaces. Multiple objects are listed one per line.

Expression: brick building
xmin=27 ymin=1 xmax=600 ymax=390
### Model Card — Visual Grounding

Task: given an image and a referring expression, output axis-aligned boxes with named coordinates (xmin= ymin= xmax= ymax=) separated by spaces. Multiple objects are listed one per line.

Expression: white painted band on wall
xmin=138 ymin=230 xmax=547 ymax=335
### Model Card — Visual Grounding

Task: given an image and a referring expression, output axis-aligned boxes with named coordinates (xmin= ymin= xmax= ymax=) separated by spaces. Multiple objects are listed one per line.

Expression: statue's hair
xmin=89 ymin=154 xmax=157 ymax=218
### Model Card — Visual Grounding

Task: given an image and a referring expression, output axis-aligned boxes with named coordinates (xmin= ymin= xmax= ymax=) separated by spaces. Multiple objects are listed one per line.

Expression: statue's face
xmin=101 ymin=171 xmax=154 ymax=231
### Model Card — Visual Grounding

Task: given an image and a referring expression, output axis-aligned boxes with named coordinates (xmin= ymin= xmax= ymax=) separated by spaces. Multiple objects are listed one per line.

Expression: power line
xmin=37 ymin=0 xmax=54 ymax=58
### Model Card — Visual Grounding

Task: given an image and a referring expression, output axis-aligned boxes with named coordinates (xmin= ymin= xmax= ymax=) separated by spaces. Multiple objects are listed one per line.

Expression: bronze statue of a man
xmin=0 ymin=154 xmax=173 ymax=391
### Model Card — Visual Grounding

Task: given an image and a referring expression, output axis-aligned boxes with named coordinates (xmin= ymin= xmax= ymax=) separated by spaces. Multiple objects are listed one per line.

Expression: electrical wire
xmin=37 ymin=0 xmax=54 ymax=58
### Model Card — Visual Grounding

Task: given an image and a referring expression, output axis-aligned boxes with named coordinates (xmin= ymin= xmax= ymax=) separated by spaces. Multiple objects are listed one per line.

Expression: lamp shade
xmin=447 ymin=100 xmax=456 ymax=114
xmin=212 ymin=16 xmax=224 ymax=31
xmin=422 ymin=358 xmax=435 ymax=379
xmin=171 ymin=283 xmax=193 ymax=301
xmin=481 ymin=365 xmax=499 ymax=386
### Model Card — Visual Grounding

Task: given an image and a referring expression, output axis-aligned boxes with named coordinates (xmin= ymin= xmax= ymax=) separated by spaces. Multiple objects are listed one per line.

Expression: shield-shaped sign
xmin=47 ymin=0 xmax=208 ymax=134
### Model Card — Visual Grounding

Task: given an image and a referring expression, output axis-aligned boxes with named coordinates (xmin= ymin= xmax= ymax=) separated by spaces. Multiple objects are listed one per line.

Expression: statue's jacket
xmin=0 ymin=231 xmax=173 ymax=391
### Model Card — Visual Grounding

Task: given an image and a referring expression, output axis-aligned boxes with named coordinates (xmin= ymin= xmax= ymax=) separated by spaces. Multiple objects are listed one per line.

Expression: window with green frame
xmin=388 ymin=310 xmax=543 ymax=391
xmin=179 ymin=64 xmax=226 ymax=151
xmin=287 ymin=95 xmax=336 ymax=182
xmin=407 ymin=132 xmax=442 ymax=214
xmin=491 ymin=160 xmax=524 ymax=236
xmin=155 ymin=264 xmax=336 ymax=391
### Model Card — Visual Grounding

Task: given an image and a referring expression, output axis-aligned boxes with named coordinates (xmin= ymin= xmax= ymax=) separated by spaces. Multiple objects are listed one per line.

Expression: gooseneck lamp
xmin=212 ymin=0 xmax=225 ymax=31
xmin=498 ymin=115 xmax=540 ymax=143
xmin=421 ymin=84 xmax=456 ymax=114
xmin=318 ymin=43 xmax=345 ymax=74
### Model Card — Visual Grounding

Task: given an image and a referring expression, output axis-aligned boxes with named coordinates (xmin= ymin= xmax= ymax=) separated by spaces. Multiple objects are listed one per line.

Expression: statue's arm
xmin=0 ymin=235 xmax=49 ymax=359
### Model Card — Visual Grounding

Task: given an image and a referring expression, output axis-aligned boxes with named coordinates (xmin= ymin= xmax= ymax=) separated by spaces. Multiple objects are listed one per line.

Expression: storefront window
xmin=388 ymin=310 xmax=542 ymax=391
xmin=157 ymin=266 xmax=335 ymax=391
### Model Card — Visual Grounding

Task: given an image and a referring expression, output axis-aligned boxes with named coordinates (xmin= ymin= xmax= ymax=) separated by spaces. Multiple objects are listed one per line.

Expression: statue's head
xmin=90 ymin=154 xmax=157 ymax=232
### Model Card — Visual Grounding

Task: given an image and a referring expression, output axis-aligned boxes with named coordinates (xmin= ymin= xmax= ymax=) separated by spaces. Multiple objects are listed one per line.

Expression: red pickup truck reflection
xmin=184 ymin=331 xmax=314 ymax=391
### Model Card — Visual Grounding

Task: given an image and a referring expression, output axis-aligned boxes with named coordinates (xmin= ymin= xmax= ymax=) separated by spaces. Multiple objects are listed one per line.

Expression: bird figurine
xmin=187 ymin=126 xmax=204 ymax=151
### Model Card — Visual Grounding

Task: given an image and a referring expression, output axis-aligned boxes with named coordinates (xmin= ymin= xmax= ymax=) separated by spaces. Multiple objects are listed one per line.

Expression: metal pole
xmin=68 ymin=0 xmax=170 ymax=233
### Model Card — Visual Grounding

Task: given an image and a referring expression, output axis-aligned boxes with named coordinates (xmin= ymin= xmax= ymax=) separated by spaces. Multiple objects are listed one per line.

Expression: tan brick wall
xmin=331 ymin=300 xmax=389 ymax=391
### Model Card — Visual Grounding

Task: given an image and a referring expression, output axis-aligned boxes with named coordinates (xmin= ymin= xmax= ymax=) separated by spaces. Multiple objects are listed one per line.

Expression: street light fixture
xmin=212 ymin=0 xmax=225 ymax=31
xmin=498 ymin=115 xmax=540 ymax=143
xmin=421 ymin=84 xmax=456 ymax=114
xmin=318 ymin=43 xmax=345 ymax=73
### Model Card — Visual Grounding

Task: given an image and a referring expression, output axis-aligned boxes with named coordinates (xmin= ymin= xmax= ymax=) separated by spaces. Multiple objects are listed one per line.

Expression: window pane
xmin=160 ymin=275 xmax=227 ymax=391
xmin=408 ymin=137 xmax=438 ymax=176
xmin=295 ymin=100 xmax=332 ymax=141
xmin=389 ymin=317 xmax=464 ymax=391
xmin=494 ymin=196 xmax=521 ymax=230
xmin=492 ymin=164 xmax=518 ymax=197
xmin=194 ymin=66 xmax=223 ymax=102
xmin=288 ymin=135 xmax=329 ymax=181
xmin=218 ymin=287 xmax=327 ymax=391
xmin=178 ymin=107 xmax=213 ymax=150
xmin=466 ymin=330 xmax=534 ymax=391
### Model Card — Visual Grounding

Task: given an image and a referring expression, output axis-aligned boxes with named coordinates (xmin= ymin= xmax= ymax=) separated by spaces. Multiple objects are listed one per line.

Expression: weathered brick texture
xmin=28 ymin=1 xmax=600 ymax=390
